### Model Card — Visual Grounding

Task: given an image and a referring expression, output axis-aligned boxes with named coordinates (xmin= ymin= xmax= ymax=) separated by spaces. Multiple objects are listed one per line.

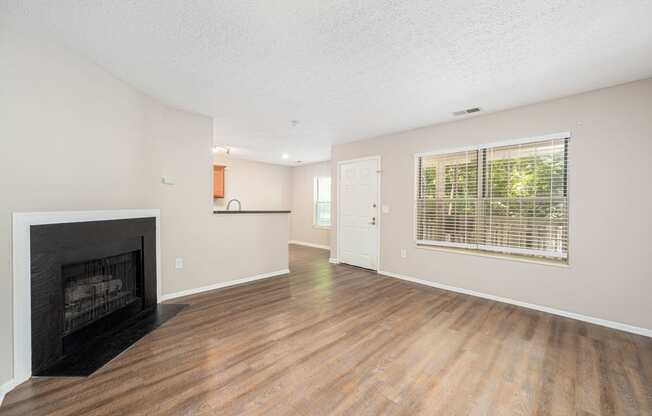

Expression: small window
xmin=314 ymin=176 xmax=331 ymax=228
xmin=415 ymin=134 xmax=569 ymax=263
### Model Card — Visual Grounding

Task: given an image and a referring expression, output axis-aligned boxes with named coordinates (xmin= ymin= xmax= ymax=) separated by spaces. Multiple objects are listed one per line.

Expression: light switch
xmin=161 ymin=176 xmax=175 ymax=185
xmin=175 ymin=257 xmax=184 ymax=269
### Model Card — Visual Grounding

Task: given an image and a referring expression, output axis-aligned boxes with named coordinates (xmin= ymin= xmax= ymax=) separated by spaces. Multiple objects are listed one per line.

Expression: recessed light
xmin=282 ymin=153 xmax=289 ymax=159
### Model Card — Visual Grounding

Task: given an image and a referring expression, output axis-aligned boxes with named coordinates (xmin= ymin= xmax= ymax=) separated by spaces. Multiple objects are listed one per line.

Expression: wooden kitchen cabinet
xmin=213 ymin=165 xmax=225 ymax=198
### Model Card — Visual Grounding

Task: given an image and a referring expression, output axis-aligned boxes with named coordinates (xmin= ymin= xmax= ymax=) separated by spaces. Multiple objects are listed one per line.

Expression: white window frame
xmin=313 ymin=176 xmax=331 ymax=229
xmin=413 ymin=132 xmax=570 ymax=262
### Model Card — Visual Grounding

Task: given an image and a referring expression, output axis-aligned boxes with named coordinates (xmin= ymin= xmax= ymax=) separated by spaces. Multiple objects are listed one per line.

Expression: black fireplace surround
xmin=30 ymin=217 xmax=182 ymax=377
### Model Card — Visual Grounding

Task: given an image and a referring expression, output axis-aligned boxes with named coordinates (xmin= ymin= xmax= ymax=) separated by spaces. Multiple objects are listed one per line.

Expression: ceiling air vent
xmin=453 ymin=107 xmax=481 ymax=116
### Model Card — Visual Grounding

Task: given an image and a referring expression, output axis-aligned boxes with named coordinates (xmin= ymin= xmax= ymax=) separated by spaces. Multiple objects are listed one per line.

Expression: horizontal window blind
xmin=416 ymin=149 xmax=479 ymax=248
xmin=415 ymin=135 xmax=569 ymax=261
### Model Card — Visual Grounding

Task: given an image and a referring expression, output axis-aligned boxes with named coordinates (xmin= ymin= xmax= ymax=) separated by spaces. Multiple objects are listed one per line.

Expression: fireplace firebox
xmin=63 ymin=250 xmax=142 ymax=336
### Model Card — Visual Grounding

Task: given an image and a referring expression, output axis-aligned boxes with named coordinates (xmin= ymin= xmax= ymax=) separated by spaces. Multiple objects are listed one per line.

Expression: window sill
xmin=313 ymin=225 xmax=331 ymax=230
xmin=415 ymin=244 xmax=570 ymax=268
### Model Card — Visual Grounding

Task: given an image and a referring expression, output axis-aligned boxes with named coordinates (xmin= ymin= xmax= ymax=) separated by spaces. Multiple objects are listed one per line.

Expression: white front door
xmin=338 ymin=157 xmax=380 ymax=270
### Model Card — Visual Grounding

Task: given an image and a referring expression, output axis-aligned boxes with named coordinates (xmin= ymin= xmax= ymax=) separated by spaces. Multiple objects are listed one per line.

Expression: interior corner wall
xmin=289 ymin=161 xmax=331 ymax=248
xmin=0 ymin=21 xmax=287 ymax=390
xmin=0 ymin=22 xmax=152 ymax=386
xmin=330 ymin=79 xmax=652 ymax=331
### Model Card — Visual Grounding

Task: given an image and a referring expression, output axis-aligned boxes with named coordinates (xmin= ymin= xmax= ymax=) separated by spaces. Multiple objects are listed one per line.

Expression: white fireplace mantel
xmin=11 ymin=209 xmax=161 ymax=386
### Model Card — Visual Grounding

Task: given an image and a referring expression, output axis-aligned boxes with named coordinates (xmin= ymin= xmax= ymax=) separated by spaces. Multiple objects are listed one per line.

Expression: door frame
xmin=336 ymin=156 xmax=382 ymax=271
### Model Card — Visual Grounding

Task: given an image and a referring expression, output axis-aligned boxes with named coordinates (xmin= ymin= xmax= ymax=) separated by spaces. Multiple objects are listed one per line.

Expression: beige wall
xmin=1 ymin=21 xmax=288 ymax=388
xmin=290 ymin=162 xmax=331 ymax=248
xmin=150 ymin=105 xmax=289 ymax=296
xmin=213 ymin=155 xmax=292 ymax=211
xmin=331 ymin=79 xmax=652 ymax=331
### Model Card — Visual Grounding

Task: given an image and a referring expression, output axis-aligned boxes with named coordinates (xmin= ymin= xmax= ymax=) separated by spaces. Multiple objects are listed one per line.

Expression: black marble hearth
xmin=37 ymin=303 xmax=187 ymax=377
xmin=30 ymin=217 xmax=183 ymax=377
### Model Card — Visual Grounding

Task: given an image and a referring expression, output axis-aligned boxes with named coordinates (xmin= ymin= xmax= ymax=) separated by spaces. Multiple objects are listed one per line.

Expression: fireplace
xmin=28 ymin=217 xmax=182 ymax=377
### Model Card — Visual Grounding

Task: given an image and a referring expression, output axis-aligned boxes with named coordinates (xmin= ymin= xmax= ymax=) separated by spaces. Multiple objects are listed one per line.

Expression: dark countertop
xmin=213 ymin=210 xmax=291 ymax=214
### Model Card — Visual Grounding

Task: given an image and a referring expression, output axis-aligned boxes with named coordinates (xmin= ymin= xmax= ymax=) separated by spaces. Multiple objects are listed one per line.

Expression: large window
xmin=314 ymin=176 xmax=331 ymax=228
xmin=415 ymin=134 xmax=569 ymax=262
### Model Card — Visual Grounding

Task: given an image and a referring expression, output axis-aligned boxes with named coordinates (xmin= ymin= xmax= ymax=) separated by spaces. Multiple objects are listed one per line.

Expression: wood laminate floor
xmin=2 ymin=245 xmax=651 ymax=415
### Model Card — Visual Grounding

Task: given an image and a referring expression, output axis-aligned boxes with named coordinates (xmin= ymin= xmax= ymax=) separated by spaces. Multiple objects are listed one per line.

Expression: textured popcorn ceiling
xmin=3 ymin=1 xmax=652 ymax=165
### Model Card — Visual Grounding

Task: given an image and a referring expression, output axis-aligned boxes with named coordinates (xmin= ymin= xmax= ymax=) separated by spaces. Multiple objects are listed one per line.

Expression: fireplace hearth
xmin=29 ymin=217 xmax=185 ymax=377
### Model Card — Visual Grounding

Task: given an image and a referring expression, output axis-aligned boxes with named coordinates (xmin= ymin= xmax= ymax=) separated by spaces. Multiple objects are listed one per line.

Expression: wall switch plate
xmin=400 ymin=248 xmax=407 ymax=258
xmin=161 ymin=176 xmax=175 ymax=185
xmin=175 ymin=257 xmax=184 ymax=269
xmin=382 ymin=205 xmax=390 ymax=214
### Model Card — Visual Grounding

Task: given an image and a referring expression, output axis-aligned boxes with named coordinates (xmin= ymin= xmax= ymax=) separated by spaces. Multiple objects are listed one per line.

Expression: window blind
xmin=415 ymin=135 xmax=569 ymax=261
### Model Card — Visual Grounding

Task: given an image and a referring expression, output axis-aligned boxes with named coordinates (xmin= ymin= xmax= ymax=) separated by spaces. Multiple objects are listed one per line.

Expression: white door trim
xmin=336 ymin=156 xmax=381 ymax=271
xmin=11 ymin=209 xmax=161 ymax=387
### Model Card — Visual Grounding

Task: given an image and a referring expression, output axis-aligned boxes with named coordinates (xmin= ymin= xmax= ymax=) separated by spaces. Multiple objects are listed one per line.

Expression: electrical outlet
xmin=400 ymin=248 xmax=407 ymax=258
xmin=175 ymin=257 xmax=184 ymax=269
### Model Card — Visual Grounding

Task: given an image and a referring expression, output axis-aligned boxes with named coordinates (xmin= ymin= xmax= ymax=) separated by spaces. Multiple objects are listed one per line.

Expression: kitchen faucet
xmin=226 ymin=198 xmax=241 ymax=211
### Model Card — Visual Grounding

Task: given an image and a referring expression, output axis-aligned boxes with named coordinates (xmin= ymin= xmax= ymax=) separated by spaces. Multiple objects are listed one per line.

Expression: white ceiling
xmin=3 ymin=1 xmax=652 ymax=165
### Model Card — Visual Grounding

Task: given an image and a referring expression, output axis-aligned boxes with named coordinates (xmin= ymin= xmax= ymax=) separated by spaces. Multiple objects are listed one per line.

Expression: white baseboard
xmin=288 ymin=240 xmax=331 ymax=251
xmin=378 ymin=270 xmax=652 ymax=338
xmin=1 ymin=379 xmax=16 ymax=407
xmin=160 ymin=269 xmax=290 ymax=302
xmin=328 ymin=258 xmax=339 ymax=264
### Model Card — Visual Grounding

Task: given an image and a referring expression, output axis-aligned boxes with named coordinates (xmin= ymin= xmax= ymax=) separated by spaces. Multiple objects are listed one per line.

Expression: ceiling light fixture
xmin=282 ymin=153 xmax=289 ymax=159
xmin=212 ymin=146 xmax=230 ymax=154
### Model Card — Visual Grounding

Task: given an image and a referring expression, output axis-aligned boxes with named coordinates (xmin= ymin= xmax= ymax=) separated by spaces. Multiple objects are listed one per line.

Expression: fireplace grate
xmin=62 ymin=251 xmax=141 ymax=335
